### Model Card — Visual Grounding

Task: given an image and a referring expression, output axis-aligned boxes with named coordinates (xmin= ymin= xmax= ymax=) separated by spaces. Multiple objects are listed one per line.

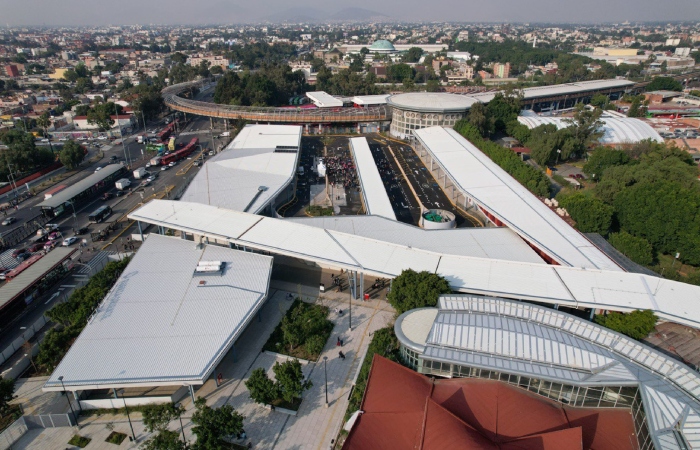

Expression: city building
xmin=186 ymin=53 xmax=230 ymax=69
xmin=4 ymin=64 xmax=19 ymax=77
xmin=392 ymin=294 xmax=700 ymax=450
xmin=493 ymin=62 xmax=511 ymax=78
xmin=72 ymin=114 xmax=135 ymax=131
xmin=387 ymin=93 xmax=477 ymax=139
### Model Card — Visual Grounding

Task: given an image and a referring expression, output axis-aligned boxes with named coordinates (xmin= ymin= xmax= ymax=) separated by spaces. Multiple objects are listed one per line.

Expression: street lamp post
xmin=115 ymin=389 xmax=136 ymax=442
xmin=174 ymin=402 xmax=187 ymax=443
xmin=323 ymin=356 xmax=328 ymax=407
xmin=114 ymin=102 xmax=130 ymax=167
xmin=58 ymin=376 xmax=78 ymax=426
xmin=555 ymin=149 xmax=562 ymax=166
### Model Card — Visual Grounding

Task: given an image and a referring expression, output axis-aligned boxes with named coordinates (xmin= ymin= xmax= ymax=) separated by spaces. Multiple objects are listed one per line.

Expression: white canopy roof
xmin=129 ymin=200 xmax=700 ymax=328
xmin=414 ymin=126 xmax=621 ymax=271
xmin=180 ymin=124 xmax=301 ymax=214
xmin=349 ymin=137 xmax=397 ymax=220
xmin=44 ymin=234 xmax=273 ymax=391
xmin=306 ymin=91 xmax=343 ymax=108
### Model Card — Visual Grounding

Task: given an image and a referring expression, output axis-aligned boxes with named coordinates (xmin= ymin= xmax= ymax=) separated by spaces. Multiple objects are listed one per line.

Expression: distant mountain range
xmin=259 ymin=7 xmax=389 ymax=23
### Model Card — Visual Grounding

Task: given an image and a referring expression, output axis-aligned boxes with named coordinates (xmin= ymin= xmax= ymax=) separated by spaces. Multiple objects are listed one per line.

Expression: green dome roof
xmin=369 ymin=40 xmax=396 ymax=51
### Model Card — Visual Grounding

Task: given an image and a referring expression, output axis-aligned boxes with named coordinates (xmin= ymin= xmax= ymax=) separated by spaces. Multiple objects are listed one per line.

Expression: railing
xmin=162 ymin=80 xmax=391 ymax=124
xmin=0 ymin=214 xmax=50 ymax=251
xmin=0 ymin=315 xmax=47 ymax=366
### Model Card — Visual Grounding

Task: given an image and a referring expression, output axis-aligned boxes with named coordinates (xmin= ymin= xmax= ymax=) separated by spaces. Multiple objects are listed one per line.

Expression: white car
xmin=78 ymin=136 xmax=87 ymax=141
xmin=59 ymin=137 xmax=69 ymax=142
xmin=94 ymin=166 xmax=102 ymax=173
xmin=147 ymin=175 xmax=156 ymax=183
xmin=168 ymin=161 xmax=176 ymax=167
xmin=97 ymin=136 xmax=108 ymax=141
xmin=62 ymin=236 xmax=78 ymax=246
xmin=145 ymin=163 xmax=152 ymax=168
xmin=161 ymin=165 xmax=169 ymax=171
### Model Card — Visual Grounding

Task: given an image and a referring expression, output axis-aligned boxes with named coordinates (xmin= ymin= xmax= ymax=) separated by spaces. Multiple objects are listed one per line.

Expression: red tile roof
xmin=343 ymin=356 xmax=636 ymax=450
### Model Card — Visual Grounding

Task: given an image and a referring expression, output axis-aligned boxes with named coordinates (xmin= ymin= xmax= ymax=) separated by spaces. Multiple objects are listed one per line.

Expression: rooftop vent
xmin=195 ymin=260 xmax=224 ymax=274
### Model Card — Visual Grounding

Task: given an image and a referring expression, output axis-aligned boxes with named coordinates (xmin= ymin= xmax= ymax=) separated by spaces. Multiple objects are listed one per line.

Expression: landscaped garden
xmin=262 ymin=299 xmax=333 ymax=361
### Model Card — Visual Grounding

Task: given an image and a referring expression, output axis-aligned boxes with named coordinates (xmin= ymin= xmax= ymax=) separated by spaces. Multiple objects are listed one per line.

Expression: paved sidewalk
xmin=9 ymin=288 xmax=395 ymax=449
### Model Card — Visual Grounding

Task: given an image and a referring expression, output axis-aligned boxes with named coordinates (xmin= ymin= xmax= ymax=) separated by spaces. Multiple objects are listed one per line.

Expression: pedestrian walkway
xmin=75 ymin=251 xmax=113 ymax=274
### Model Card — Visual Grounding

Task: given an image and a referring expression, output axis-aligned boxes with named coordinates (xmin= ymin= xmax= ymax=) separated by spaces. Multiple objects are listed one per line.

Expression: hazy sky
xmin=1 ymin=0 xmax=699 ymax=26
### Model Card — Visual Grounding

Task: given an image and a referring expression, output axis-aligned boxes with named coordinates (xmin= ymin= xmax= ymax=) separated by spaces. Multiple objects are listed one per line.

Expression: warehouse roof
xmin=517 ymin=114 xmax=664 ymax=144
xmin=38 ymin=164 xmax=125 ymax=209
xmin=414 ymin=126 xmax=620 ymax=271
xmin=129 ymin=200 xmax=700 ymax=328
xmin=180 ymin=124 xmax=301 ymax=214
xmin=349 ymin=138 xmax=397 ymax=220
xmin=394 ymin=295 xmax=700 ymax=450
xmin=43 ymin=234 xmax=273 ymax=391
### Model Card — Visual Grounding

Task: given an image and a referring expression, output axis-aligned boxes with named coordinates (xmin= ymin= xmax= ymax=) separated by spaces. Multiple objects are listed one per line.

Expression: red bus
xmin=161 ymin=138 xmax=198 ymax=165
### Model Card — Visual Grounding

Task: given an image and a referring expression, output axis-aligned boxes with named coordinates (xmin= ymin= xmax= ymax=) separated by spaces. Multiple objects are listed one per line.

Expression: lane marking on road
xmin=60 ymin=285 xmax=76 ymax=288
xmin=46 ymin=292 xmax=59 ymax=304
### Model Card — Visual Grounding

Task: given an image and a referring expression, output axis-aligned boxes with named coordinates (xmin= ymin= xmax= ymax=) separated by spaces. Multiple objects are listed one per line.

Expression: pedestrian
xmin=336 ymin=336 xmax=341 ymax=347
xmin=338 ymin=351 xmax=345 ymax=360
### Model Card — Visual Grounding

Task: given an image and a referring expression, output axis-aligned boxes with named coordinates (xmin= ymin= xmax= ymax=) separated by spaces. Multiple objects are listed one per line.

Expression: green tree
xmin=627 ymin=97 xmax=647 ymax=118
xmin=245 ymin=368 xmax=279 ymax=405
xmin=645 ymin=76 xmax=683 ymax=92
xmin=594 ymin=310 xmax=657 ymax=340
xmin=171 ymin=52 xmax=188 ymax=65
xmin=583 ymin=147 xmax=630 ymax=180
xmin=87 ymin=102 xmax=123 ymax=131
xmin=141 ymin=430 xmax=187 ymax=450
xmin=527 ymin=124 xmax=562 ymax=166
xmin=562 ymin=104 xmax=604 ymax=159
xmin=590 ymin=93 xmax=610 ymax=109
xmin=403 ymin=47 xmax=423 ymax=63
xmin=273 ymin=359 xmax=312 ymax=403
xmin=190 ymin=398 xmax=244 ymax=450
xmin=608 ymin=231 xmax=654 ymax=266
xmin=386 ymin=63 xmax=414 ymax=83
xmin=0 ymin=377 xmax=15 ymax=414
xmin=142 ymin=403 xmax=184 ymax=433
xmin=387 ymin=269 xmax=451 ymax=314
xmin=486 ymin=91 xmax=521 ymax=132
xmin=466 ymin=102 xmax=492 ymax=137
xmin=36 ymin=112 xmax=51 ymax=139
xmin=59 ymin=140 xmax=85 ymax=170
xmin=558 ymin=192 xmax=613 ymax=234
xmin=0 ymin=80 xmax=5 ymax=91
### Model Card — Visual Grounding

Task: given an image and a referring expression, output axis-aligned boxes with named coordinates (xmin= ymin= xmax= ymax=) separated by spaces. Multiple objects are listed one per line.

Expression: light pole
xmin=554 ymin=149 xmax=562 ymax=166
xmin=114 ymin=102 xmax=130 ymax=167
xmin=58 ymin=376 xmax=78 ymax=426
xmin=115 ymin=389 xmax=136 ymax=442
xmin=323 ymin=356 xmax=328 ymax=407
xmin=174 ymin=402 xmax=186 ymax=443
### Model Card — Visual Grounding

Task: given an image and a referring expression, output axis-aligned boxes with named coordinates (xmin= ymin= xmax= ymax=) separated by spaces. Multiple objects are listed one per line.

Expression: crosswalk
xmin=76 ymin=251 xmax=114 ymax=274
xmin=178 ymin=130 xmax=212 ymax=137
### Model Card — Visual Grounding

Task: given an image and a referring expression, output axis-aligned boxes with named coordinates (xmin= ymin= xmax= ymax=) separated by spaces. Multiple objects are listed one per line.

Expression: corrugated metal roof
xmin=129 ymin=200 xmax=700 ymax=329
xmin=181 ymin=124 xmax=301 ymax=214
xmin=349 ymin=138 xmax=397 ymax=220
xmin=0 ymin=248 xmax=75 ymax=310
xmin=286 ymin=216 xmax=544 ymax=263
xmin=306 ymin=91 xmax=343 ymax=108
xmin=38 ymin=164 xmax=125 ymax=209
xmin=43 ymin=234 xmax=273 ymax=390
xmin=517 ymin=114 xmax=663 ymax=144
xmin=351 ymin=94 xmax=390 ymax=106
xmin=414 ymin=126 xmax=621 ymax=271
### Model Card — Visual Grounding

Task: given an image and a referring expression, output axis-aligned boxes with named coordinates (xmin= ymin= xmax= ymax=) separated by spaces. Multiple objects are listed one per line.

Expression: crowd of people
xmin=324 ymin=155 xmax=358 ymax=190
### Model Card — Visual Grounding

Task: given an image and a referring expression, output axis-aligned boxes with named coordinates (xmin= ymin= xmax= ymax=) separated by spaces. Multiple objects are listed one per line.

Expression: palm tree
xmin=36 ymin=112 xmax=54 ymax=152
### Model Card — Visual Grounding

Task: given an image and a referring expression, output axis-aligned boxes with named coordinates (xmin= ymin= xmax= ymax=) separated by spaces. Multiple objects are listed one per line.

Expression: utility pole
xmin=114 ymin=102 xmax=130 ymax=167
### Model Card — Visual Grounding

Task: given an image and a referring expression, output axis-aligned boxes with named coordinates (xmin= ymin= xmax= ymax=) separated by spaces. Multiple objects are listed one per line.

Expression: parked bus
xmin=88 ymin=205 xmax=112 ymax=223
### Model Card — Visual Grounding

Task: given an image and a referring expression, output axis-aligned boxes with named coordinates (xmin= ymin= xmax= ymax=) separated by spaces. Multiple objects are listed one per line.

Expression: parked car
xmin=98 ymin=136 xmax=108 ymax=141
xmin=2 ymin=217 xmax=16 ymax=226
xmin=0 ymin=269 xmax=12 ymax=280
xmin=16 ymin=253 xmax=30 ymax=262
xmin=95 ymin=166 xmax=103 ymax=173
xmin=28 ymin=243 xmax=44 ymax=253
xmin=11 ymin=248 xmax=26 ymax=258
xmin=48 ymin=231 xmax=61 ymax=240
xmin=62 ymin=237 xmax=79 ymax=246
xmin=43 ymin=240 xmax=58 ymax=251
xmin=75 ymin=227 xmax=89 ymax=235
xmin=145 ymin=163 xmax=152 ymax=169
xmin=45 ymin=223 xmax=60 ymax=231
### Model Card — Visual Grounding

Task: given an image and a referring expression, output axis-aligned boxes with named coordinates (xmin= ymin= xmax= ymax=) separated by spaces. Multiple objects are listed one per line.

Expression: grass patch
xmin=306 ymin=205 xmax=334 ymax=216
xmin=262 ymin=299 xmax=333 ymax=361
xmin=68 ymin=435 xmax=91 ymax=448
xmin=270 ymin=397 xmax=303 ymax=411
xmin=105 ymin=431 xmax=127 ymax=445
